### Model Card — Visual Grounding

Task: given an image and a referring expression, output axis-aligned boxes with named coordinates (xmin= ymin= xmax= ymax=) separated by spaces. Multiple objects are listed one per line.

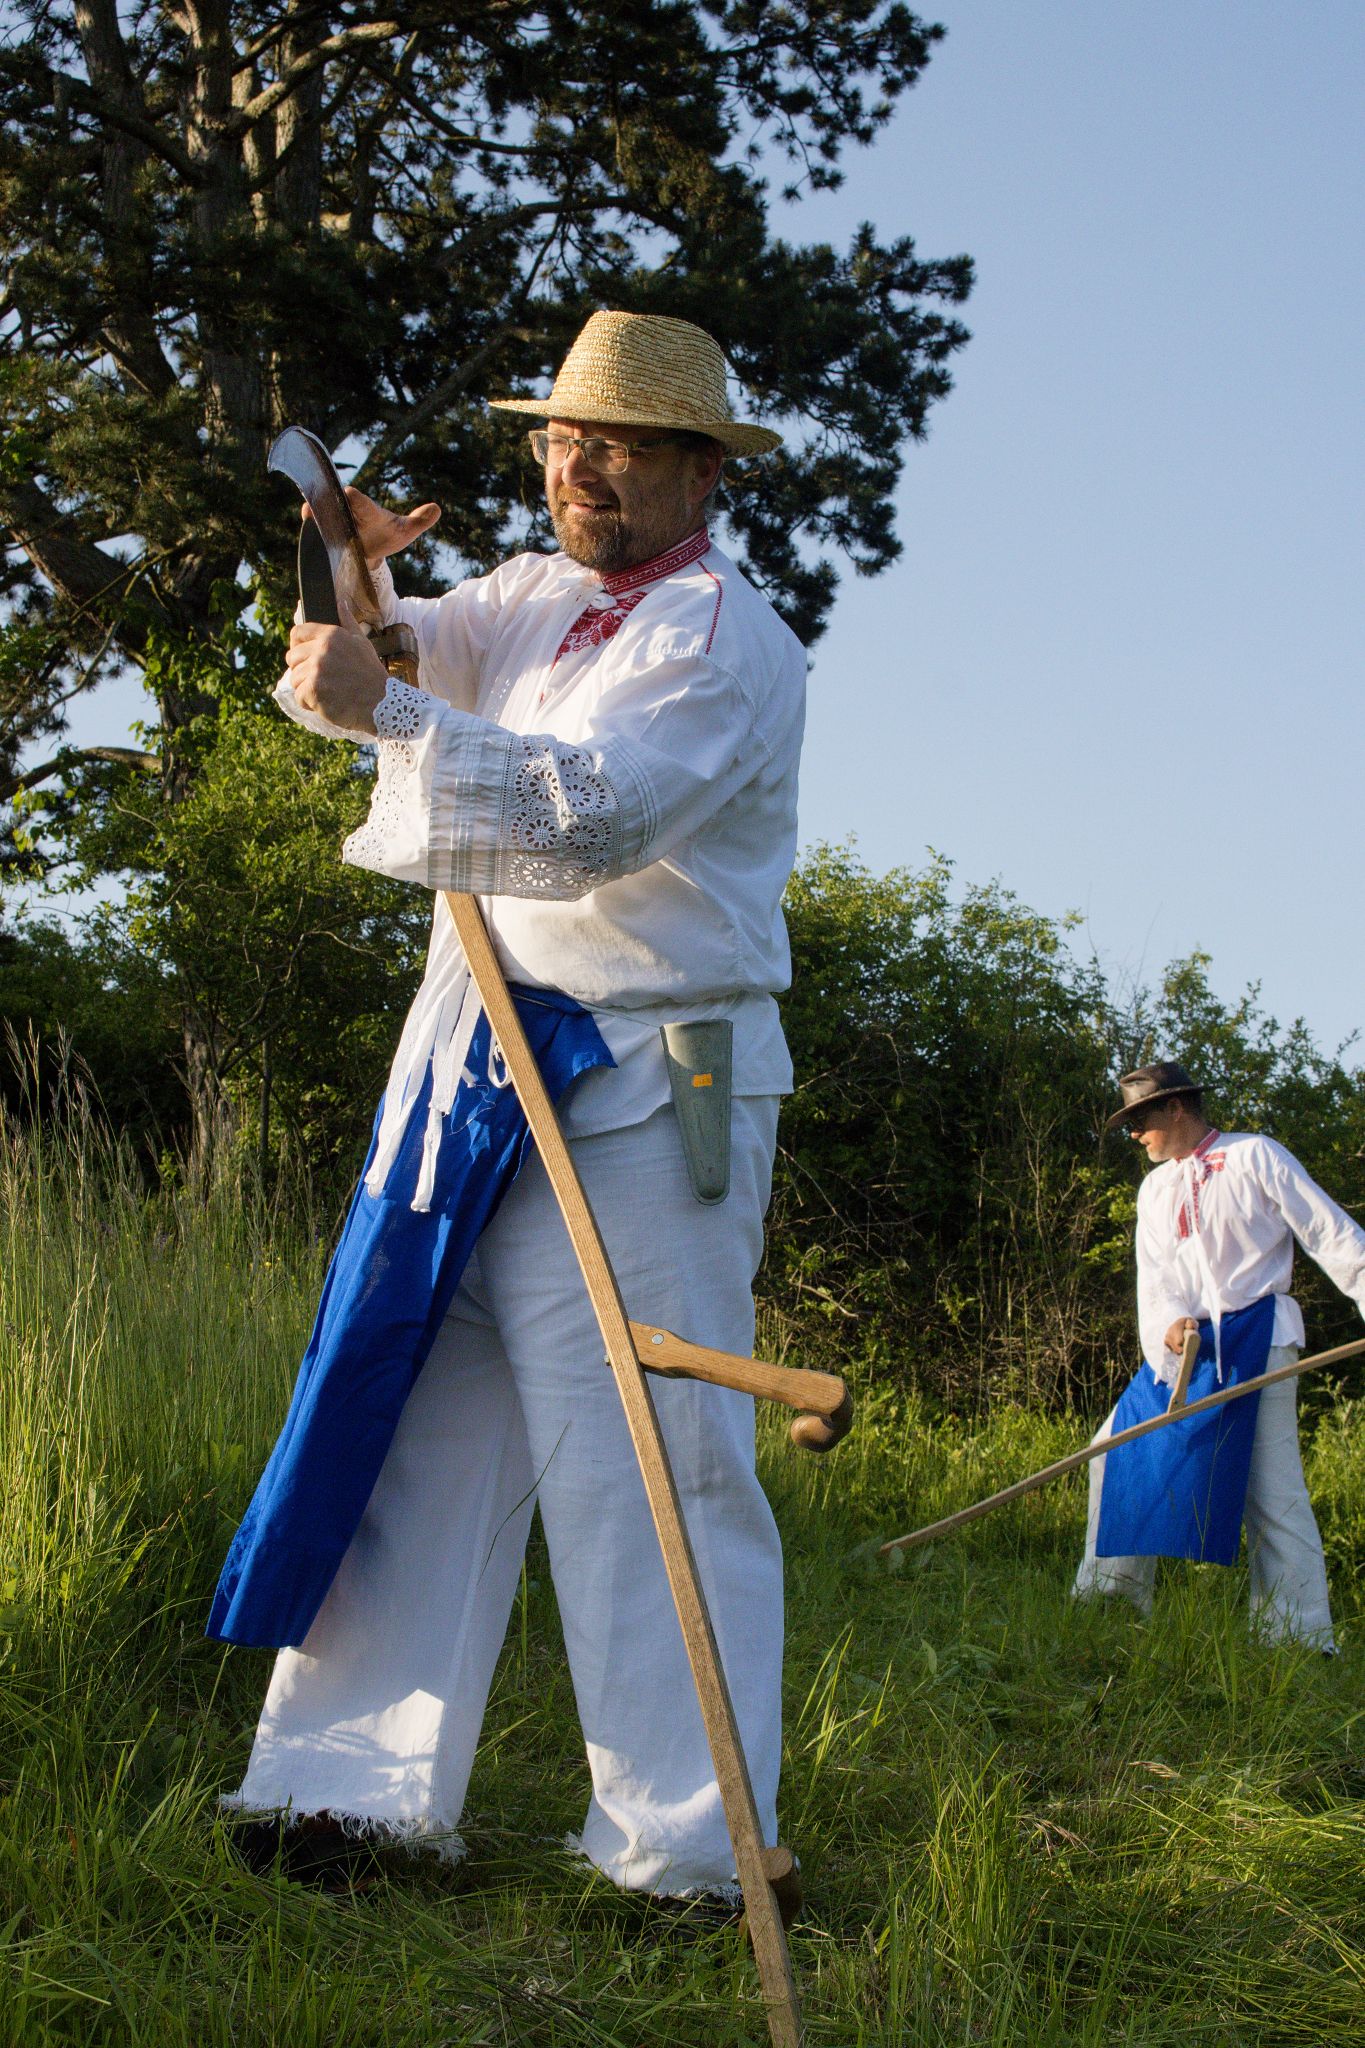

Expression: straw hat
xmin=488 ymin=310 xmax=782 ymax=456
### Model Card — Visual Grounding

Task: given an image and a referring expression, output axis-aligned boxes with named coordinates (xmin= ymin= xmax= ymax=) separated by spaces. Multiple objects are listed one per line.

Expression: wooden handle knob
xmin=739 ymin=1843 xmax=804 ymax=1941
xmin=789 ymin=1390 xmax=853 ymax=1454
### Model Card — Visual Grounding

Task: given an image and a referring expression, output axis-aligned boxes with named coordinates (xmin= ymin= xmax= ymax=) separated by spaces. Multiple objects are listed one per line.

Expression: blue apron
xmin=1095 ymin=1292 xmax=1276 ymax=1564
xmin=208 ymin=985 xmax=612 ymax=1649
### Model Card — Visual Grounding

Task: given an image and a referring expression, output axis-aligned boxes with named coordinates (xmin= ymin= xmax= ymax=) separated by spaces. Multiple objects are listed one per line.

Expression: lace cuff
xmin=343 ymin=683 xmax=635 ymax=900
xmin=422 ymin=722 xmax=629 ymax=897
xmin=341 ymin=677 xmax=442 ymax=875
xmin=495 ymin=734 xmax=621 ymax=895
xmin=373 ymin=674 xmax=430 ymax=746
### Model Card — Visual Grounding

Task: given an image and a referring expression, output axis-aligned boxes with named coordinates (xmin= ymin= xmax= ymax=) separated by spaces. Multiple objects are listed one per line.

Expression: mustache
xmin=554 ymin=491 xmax=620 ymax=512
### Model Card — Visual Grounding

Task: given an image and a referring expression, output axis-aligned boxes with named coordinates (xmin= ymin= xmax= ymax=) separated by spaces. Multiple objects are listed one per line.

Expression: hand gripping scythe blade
xmin=267 ymin=427 xmax=813 ymax=2046
xmin=267 ymin=426 xmax=418 ymax=675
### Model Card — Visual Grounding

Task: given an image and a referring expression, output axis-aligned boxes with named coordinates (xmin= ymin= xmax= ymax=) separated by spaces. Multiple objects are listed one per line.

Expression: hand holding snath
xmin=285 ymin=612 xmax=389 ymax=735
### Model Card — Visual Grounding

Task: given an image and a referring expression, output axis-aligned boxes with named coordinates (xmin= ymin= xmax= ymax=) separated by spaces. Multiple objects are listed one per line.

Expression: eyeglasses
xmin=528 ymin=430 xmax=679 ymax=474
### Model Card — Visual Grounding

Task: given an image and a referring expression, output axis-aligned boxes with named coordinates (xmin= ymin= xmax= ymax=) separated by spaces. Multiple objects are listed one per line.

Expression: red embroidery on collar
xmin=600 ymin=525 xmax=710 ymax=596
xmin=1176 ymin=1130 xmax=1224 ymax=1237
xmin=553 ymin=527 xmax=711 ymax=665
xmin=554 ymin=586 xmax=650 ymax=663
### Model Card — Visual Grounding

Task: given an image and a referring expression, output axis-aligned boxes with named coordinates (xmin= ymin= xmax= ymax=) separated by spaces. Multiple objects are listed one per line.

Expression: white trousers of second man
xmin=1073 ymin=1348 xmax=1335 ymax=1648
xmin=228 ymin=1097 xmax=784 ymax=1893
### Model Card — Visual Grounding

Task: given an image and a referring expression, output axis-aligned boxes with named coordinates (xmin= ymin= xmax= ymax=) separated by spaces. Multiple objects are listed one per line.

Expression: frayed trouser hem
xmin=218 ymin=1791 xmax=467 ymax=1864
xmin=562 ymin=1831 xmax=745 ymax=1906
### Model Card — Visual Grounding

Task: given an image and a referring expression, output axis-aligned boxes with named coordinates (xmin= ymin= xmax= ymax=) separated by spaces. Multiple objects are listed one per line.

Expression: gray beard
xmin=551 ymin=506 xmax=631 ymax=575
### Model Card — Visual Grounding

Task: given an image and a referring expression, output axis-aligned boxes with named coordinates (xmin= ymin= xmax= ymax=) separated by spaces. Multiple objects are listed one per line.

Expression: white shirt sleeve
xmin=1257 ymin=1138 xmax=1365 ymax=1319
xmin=1136 ymin=1175 xmax=1199 ymax=1372
xmin=374 ymin=557 xmax=518 ymax=716
xmin=340 ymin=649 xmax=780 ymax=901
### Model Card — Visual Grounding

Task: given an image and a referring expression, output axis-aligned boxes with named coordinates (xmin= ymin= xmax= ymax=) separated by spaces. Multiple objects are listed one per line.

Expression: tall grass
xmin=2 ymin=1093 xmax=1362 ymax=2044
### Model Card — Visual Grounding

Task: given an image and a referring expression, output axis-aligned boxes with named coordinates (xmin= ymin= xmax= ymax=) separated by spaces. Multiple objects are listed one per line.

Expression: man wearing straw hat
xmin=1073 ymin=1061 xmax=1365 ymax=1647
xmin=212 ymin=311 xmax=806 ymax=1901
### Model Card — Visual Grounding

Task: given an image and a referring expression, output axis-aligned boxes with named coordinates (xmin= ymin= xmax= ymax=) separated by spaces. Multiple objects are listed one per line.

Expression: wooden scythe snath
xmin=267 ymin=427 xmax=838 ymax=2046
xmin=879 ymin=1331 xmax=1365 ymax=1561
xmin=444 ymin=890 xmax=803 ymax=2041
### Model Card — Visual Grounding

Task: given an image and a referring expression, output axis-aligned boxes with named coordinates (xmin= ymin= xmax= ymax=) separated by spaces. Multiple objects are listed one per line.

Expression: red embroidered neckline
xmin=552 ymin=526 xmax=712 ymax=666
xmin=600 ymin=525 xmax=710 ymax=596
xmin=1176 ymin=1129 xmax=1224 ymax=1238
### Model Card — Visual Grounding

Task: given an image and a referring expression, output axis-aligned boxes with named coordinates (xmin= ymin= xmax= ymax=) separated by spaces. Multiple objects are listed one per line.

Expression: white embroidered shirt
xmin=275 ymin=528 xmax=806 ymax=1204
xmin=1135 ymin=1129 xmax=1365 ymax=1381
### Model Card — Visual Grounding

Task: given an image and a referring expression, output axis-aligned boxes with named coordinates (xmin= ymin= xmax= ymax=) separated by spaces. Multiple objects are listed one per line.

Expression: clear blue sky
xmin=34 ymin=5 xmax=1364 ymax=1055
xmin=784 ymin=1 xmax=1364 ymax=1056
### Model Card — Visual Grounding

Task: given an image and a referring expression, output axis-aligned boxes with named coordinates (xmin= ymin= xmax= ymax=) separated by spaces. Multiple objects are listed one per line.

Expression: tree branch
xmin=233 ymin=0 xmax=334 ymax=75
xmin=375 ymin=71 xmax=556 ymax=159
xmin=0 ymin=492 xmax=189 ymax=664
xmin=428 ymin=194 xmax=637 ymax=256
xmin=248 ymin=43 xmax=554 ymax=182
xmin=3 ymin=745 xmax=159 ymax=803
xmin=350 ymin=187 xmax=576 ymax=485
xmin=351 ymin=322 xmax=535 ymax=489
xmin=231 ymin=21 xmax=403 ymax=134
xmin=2 ymin=481 xmax=149 ymax=638
xmin=0 ymin=50 xmax=204 ymax=184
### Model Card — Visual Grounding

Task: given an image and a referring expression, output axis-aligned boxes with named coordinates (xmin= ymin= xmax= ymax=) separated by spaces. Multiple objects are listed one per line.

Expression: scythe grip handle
xmin=371 ymin=622 xmax=420 ymax=689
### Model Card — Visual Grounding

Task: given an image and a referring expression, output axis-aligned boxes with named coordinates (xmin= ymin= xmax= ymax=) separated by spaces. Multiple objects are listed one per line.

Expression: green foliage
xmin=2 ymin=1104 xmax=1362 ymax=2044
xmin=7 ymin=835 xmax=1364 ymax=1406
xmin=772 ymin=844 xmax=1125 ymax=1406
xmin=101 ymin=700 xmax=429 ymax=1174
xmin=2 ymin=593 xmax=428 ymax=1173
xmin=0 ymin=921 xmax=182 ymax=1147
xmin=84 ymin=717 xmax=428 ymax=1179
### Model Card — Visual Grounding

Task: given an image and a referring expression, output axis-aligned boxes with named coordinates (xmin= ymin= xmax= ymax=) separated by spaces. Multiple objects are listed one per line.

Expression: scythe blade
xmin=266 ymin=426 xmax=384 ymax=631
xmin=267 ymin=426 xmax=417 ymax=681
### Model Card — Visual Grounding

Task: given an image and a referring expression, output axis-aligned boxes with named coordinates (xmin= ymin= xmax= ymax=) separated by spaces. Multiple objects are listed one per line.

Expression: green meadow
xmin=2 ymin=1109 xmax=1362 ymax=2047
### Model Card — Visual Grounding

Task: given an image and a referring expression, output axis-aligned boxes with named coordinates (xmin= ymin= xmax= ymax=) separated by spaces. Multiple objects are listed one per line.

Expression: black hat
xmin=1105 ymin=1060 xmax=1203 ymax=1132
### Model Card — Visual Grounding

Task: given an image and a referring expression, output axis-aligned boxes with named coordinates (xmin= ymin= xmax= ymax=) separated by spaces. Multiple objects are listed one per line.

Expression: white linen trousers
xmin=1072 ymin=1347 xmax=1335 ymax=1647
xmin=228 ymin=1096 xmax=784 ymax=1893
